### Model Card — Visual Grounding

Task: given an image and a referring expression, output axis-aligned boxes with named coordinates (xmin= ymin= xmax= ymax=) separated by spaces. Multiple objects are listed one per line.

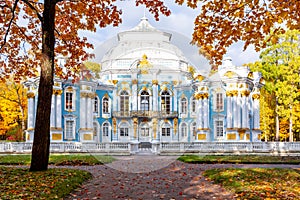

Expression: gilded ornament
xmin=241 ymin=90 xmax=250 ymax=96
xmin=152 ymin=80 xmax=158 ymax=85
xmin=173 ymin=118 xmax=178 ymax=135
xmin=252 ymin=94 xmax=260 ymax=100
xmin=113 ymin=118 xmax=117 ymax=135
xmin=112 ymin=80 xmax=118 ymax=85
xmin=27 ymin=92 xmax=35 ymax=98
xmin=132 ymin=79 xmax=138 ymax=84
xmin=224 ymin=71 xmax=237 ymax=78
xmin=196 ymin=74 xmax=205 ymax=82
xmin=247 ymin=72 xmax=254 ymax=79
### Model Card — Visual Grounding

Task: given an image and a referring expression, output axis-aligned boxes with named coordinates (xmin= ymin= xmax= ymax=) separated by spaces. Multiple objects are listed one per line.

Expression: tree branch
xmin=0 ymin=0 xmax=19 ymax=51
xmin=20 ymin=0 xmax=43 ymax=22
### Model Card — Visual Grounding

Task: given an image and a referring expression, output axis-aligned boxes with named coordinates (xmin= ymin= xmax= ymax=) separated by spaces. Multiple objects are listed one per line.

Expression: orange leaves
xmin=177 ymin=0 xmax=300 ymax=66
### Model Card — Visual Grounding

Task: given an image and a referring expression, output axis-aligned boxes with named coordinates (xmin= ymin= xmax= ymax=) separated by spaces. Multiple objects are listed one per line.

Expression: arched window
xmin=140 ymin=91 xmax=149 ymax=111
xmin=161 ymin=91 xmax=171 ymax=113
xmin=161 ymin=122 xmax=171 ymax=136
xmin=181 ymin=123 xmax=187 ymax=137
xmin=94 ymin=96 xmax=99 ymax=115
xmin=119 ymin=122 xmax=129 ymax=137
xmin=181 ymin=98 xmax=187 ymax=114
xmin=102 ymin=122 xmax=110 ymax=137
xmin=120 ymin=91 xmax=129 ymax=113
xmin=102 ymin=97 xmax=109 ymax=114
xmin=191 ymin=96 xmax=197 ymax=113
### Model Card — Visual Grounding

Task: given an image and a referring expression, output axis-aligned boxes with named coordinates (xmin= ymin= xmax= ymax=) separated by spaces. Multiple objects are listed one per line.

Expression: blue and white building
xmin=25 ymin=18 xmax=264 ymax=144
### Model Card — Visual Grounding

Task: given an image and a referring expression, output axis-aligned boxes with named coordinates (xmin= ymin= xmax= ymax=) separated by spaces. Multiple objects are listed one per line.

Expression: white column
xmin=132 ymin=83 xmax=138 ymax=111
xmin=203 ymin=96 xmax=209 ymax=128
xmin=152 ymin=83 xmax=158 ymax=111
xmin=237 ymin=94 xmax=242 ymax=128
xmin=173 ymin=88 xmax=177 ymax=112
xmin=113 ymin=88 xmax=117 ymax=112
xmin=80 ymin=95 xmax=86 ymax=128
xmin=233 ymin=95 xmax=239 ymax=128
xmin=27 ymin=97 xmax=34 ymax=129
xmin=56 ymin=93 xmax=62 ymax=128
xmin=196 ymin=98 xmax=203 ymax=129
xmin=226 ymin=95 xmax=232 ymax=128
xmin=242 ymin=95 xmax=248 ymax=128
xmin=253 ymin=97 xmax=260 ymax=129
xmin=50 ymin=95 xmax=55 ymax=127
xmin=87 ymin=95 xmax=93 ymax=129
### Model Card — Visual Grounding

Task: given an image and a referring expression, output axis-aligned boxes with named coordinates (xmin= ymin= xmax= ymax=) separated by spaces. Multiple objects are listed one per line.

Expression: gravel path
xmin=64 ymin=156 xmax=299 ymax=200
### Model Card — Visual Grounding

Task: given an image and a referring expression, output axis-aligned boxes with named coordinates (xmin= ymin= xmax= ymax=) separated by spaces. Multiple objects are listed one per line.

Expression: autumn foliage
xmin=176 ymin=0 xmax=300 ymax=65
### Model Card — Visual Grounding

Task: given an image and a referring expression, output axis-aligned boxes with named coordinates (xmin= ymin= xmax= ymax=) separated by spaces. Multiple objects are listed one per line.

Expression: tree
xmin=0 ymin=78 xmax=27 ymax=141
xmin=1 ymin=0 xmax=170 ymax=171
xmin=176 ymin=0 xmax=300 ymax=66
xmin=249 ymin=30 xmax=300 ymax=142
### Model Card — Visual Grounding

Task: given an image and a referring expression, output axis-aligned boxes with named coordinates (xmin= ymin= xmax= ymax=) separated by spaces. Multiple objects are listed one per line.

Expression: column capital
xmin=152 ymin=80 xmax=158 ymax=85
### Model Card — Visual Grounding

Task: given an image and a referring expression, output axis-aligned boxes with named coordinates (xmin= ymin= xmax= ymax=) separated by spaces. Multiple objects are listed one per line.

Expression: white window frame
xmin=139 ymin=90 xmax=150 ymax=111
xmin=64 ymin=116 xmax=76 ymax=140
xmin=160 ymin=90 xmax=172 ymax=114
xmin=161 ymin=122 xmax=171 ymax=137
xmin=180 ymin=97 xmax=188 ymax=116
xmin=191 ymin=121 xmax=197 ymax=139
xmin=214 ymin=91 xmax=224 ymax=112
xmin=180 ymin=122 xmax=188 ymax=138
xmin=93 ymin=96 xmax=100 ymax=117
xmin=102 ymin=121 xmax=110 ymax=137
xmin=190 ymin=96 xmax=197 ymax=116
xmin=119 ymin=90 xmax=130 ymax=114
xmin=65 ymin=87 xmax=76 ymax=111
xmin=214 ymin=116 xmax=224 ymax=139
xmin=119 ymin=122 xmax=129 ymax=137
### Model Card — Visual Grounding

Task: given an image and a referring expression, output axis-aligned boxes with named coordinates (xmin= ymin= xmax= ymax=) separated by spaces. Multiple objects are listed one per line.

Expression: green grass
xmin=204 ymin=168 xmax=300 ymax=199
xmin=0 ymin=166 xmax=92 ymax=199
xmin=0 ymin=154 xmax=115 ymax=165
xmin=178 ymin=155 xmax=300 ymax=164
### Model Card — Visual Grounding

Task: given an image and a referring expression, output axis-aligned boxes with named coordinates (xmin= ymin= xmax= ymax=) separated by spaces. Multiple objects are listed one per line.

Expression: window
xmin=94 ymin=97 xmax=99 ymax=115
xmin=161 ymin=91 xmax=171 ymax=113
xmin=120 ymin=91 xmax=129 ymax=113
xmin=191 ymin=122 xmax=197 ymax=137
xmin=65 ymin=90 xmax=74 ymax=110
xmin=181 ymin=123 xmax=187 ymax=137
xmin=102 ymin=97 xmax=109 ymax=114
xmin=216 ymin=93 xmax=224 ymax=110
xmin=119 ymin=122 xmax=129 ymax=136
xmin=181 ymin=98 xmax=187 ymax=114
xmin=215 ymin=120 xmax=224 ymax=137
xmin=93 ymin=122 xmax=98 ymax=136
xmin=65 ymin=120 xmax=75 ymax=139
xmin=191 ymin=97 xmax=197 ymax=113
xmin=161 ymin=122 xmax=171 ymax=136
xmin=102 ymin=122 xmax=109 ymax=137
xmin=140 ymin=91 xmax=149 ymax=111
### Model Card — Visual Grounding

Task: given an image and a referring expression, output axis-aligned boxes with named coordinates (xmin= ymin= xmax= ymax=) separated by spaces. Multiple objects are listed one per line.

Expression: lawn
xmin=0 ymin=166 xmax=92 ymax=199
xmin=178 ymin=155 xmax=300 ymax=164
xmin=204 ymin=168 xmax=300 ymax=199
xmin=0 ymin=154 xmax=115 ymax=165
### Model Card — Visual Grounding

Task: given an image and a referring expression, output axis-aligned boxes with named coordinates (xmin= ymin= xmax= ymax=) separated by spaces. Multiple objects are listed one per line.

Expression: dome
xmin=100 ymin=17 xmax=191 ymax=72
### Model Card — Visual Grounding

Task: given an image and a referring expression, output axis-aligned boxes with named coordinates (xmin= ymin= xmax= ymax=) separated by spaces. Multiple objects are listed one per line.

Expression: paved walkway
xmin=64 ymin=155 xmax=299 ymax=200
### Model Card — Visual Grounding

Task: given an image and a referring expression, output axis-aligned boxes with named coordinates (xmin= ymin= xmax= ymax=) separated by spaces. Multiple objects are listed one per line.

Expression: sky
xmin=83 ymin=0 xmax=260 ymax=71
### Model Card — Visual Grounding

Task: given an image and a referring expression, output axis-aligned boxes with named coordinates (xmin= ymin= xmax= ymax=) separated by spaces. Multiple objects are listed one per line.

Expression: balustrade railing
xmin=113 ymin=110 xmax=178 ymax=118
xmin=0 ymin=142 xmax=300 ymax=154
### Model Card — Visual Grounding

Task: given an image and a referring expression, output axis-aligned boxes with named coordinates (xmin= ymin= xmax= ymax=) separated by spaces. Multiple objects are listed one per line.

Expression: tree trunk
xmin=275 ymin=97 xmax=280 ymax=141
xmin=30 ymin=0 xmax=56 ymax=171
xmin=289 ymin=105 xmax=293 ymax=142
